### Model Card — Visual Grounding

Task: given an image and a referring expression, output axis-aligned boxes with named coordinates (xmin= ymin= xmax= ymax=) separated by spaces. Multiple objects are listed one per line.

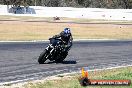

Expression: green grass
xmin=23 ymin=66 xmax=132 ymax=88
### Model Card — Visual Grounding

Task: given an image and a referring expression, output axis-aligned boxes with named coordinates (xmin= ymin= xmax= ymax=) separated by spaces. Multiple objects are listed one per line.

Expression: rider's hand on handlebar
xmin=49 ymin=38 xmax=51 ymax=40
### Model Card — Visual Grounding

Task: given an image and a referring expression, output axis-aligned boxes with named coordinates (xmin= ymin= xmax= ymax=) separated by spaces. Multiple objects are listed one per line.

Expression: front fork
xmin=45 ymin=44 xmax=55 ymax=59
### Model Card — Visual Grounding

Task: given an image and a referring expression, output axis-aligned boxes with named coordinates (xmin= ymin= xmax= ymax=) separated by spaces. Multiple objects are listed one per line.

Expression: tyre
xmin=38 ymin=50 xmax=48 ymax=64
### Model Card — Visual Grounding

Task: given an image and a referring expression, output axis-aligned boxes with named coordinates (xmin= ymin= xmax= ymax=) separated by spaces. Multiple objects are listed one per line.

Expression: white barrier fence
xmin=0 ymin=5 xmax=132 ymax=21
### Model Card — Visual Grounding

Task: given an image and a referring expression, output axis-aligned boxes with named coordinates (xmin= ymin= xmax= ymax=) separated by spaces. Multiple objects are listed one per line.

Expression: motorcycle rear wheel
xmin=38 ymin=50 xmax=48 ymax=64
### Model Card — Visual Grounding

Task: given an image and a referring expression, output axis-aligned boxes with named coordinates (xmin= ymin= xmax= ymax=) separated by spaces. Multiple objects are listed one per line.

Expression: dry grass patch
xmin=0 ymin=19 xmax=132 ymax=40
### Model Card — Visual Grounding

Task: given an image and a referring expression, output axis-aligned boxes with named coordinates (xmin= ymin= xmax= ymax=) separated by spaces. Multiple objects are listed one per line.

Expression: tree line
xmin=0 ymin=0 xmax=132 ymax=9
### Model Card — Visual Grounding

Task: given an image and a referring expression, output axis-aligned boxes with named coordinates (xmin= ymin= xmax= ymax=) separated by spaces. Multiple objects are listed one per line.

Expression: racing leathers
xmin=50 ymin=31 xmax=73 ymax=52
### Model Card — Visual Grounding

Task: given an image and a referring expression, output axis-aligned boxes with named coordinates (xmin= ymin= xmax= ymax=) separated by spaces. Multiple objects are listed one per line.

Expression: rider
xmin=49 ymin=28 xmax=73 ymax=52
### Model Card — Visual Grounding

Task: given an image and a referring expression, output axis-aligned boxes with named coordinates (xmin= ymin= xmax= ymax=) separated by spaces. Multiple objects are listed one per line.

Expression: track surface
xmin=0 ymin=40 xmax=132 ymax=84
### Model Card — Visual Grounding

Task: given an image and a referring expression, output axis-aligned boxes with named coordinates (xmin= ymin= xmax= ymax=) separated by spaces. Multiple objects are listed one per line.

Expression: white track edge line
xmin=0 ymin=65 xmax=132 ymax=86
xmin=0 ymin=39 xmax=122 ymax=43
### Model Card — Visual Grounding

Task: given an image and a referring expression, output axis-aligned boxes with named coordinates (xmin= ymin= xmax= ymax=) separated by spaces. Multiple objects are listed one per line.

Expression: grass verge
xmin=22 ymin=66 xmax=132 ymax=88
xmin=0 ymin=16 xmax=132 ymax=41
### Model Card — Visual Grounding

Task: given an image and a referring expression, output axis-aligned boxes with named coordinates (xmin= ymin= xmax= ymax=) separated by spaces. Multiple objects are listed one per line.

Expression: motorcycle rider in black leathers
xmin=49 ymin=28 xmax=73 ymax=52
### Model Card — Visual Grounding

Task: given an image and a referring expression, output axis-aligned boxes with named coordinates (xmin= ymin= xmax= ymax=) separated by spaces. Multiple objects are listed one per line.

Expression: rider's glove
xmin=49 ymin=38 xmax=52 ymax=40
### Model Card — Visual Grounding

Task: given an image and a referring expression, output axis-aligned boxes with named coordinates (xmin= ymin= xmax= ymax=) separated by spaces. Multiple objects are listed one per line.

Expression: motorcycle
xmin=38 ymin=38 xmax=68 ymax=64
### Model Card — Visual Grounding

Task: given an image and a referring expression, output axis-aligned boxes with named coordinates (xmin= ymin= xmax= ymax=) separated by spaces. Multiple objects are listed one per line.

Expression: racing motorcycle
xmin=38 ymin=38 xmax=68 ymax=64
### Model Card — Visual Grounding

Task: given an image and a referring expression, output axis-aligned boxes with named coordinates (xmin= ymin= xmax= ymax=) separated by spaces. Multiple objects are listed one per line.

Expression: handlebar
xmin=49 ymin=38 xmax=65 ymax=44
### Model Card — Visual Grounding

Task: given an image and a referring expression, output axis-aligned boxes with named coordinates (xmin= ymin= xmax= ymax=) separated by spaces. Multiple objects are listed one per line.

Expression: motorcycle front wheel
xmin=38 ymin=50 xmax=48 ymax=64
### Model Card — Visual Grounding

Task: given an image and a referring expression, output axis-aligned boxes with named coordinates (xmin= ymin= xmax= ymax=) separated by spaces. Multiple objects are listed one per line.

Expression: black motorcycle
xmin=38 ymin=38 xmax=68 ymax=64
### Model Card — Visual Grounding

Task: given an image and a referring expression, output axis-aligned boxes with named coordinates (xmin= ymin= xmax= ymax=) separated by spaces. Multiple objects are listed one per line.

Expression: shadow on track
xmin=43 ymin=60 xmax=77 ymax=64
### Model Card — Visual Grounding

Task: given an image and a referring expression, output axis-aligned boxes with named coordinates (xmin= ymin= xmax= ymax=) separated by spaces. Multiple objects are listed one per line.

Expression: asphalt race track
xmin=0 ymin=40 xmax=132 ymax=84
